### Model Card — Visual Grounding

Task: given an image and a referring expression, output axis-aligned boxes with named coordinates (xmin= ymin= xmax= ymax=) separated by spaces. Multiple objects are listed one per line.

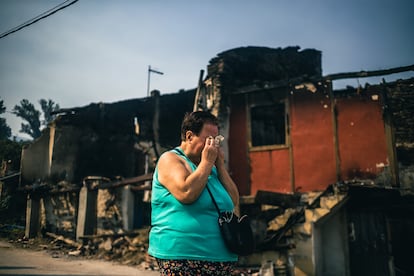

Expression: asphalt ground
xmin=0 ymin=240 xmax=159 ymax=276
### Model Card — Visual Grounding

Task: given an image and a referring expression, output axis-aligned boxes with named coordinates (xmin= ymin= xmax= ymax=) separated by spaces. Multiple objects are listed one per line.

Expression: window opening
xmin=250 ymin=102 xmax=286 ymax=147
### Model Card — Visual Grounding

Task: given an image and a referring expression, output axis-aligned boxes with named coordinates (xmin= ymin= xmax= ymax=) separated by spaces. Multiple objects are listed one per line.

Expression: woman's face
xmin=188 ymin=123 xmax=219 ymax=155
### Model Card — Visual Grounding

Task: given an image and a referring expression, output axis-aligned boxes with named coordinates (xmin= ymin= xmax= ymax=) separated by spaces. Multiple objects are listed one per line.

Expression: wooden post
xmin=381 ymin=82 xmax=399 ymax=186
xmin=76 ymin=186 xmax=97 ymax=241
xmin=25 ymin=193 xmax=40 ymax=238
xmin=193 ymin=69 xmax=205 ymax=111
xmin=287 ymin=93 xmax=296 ymax=193
xmin=122 ymin=185 xmax=135 ymax=231
xmin=328 ymin=82 xmax=341 ymax=182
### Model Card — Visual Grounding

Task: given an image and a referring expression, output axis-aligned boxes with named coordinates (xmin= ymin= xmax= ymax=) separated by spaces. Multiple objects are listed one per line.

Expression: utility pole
xmin=147 ymin=65 xmax=164 ymax=96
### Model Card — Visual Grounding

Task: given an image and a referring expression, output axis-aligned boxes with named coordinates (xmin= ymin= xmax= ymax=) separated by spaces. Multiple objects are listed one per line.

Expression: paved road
xmin=0 ymin=240 xmax=159 ymax=275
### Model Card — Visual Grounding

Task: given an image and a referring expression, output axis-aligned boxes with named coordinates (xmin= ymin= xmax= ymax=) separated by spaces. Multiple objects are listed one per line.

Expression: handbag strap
xmin=173 ymin=147 xmax=221 ymax=216
xmin=206 ymin=186 xmax=221 ymax=216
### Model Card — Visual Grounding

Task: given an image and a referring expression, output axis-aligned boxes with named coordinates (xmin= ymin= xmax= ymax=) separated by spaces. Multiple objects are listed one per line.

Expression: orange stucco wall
xmin=336 ymin=97 xmax=388 ymax=180
xmin=229 ymin=88 xmax=389 ymax=196
xmin=249 ymin=149 xmax=291 ymax=195
xmin=289 ymin=90 xmax=337 ymax=192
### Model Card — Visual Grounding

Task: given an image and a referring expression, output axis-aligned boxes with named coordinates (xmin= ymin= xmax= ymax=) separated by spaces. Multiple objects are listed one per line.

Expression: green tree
xmin=12 ymin=99 xmax=41 ymax=139
xmin=12 ymin=98 xmax=60 ymax=140
xmin=0 ymin=99 xmax=12 ymax=140
xmin=39 ymin=98 xmax=60 ymax=126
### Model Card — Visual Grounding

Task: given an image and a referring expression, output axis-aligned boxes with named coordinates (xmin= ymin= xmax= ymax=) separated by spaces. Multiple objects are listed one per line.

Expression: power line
xmin=0 ymin=0 xmax=79 ymax=40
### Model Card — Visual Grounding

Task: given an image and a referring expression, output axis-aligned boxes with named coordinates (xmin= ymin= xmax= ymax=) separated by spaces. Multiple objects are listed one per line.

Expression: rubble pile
xmin=79 ymin=228 xmax=156 ymax=270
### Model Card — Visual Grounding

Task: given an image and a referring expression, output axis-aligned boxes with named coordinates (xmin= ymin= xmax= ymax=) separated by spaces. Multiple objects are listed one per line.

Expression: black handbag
xmin=206 ymin=186 xmax=255 ymax=256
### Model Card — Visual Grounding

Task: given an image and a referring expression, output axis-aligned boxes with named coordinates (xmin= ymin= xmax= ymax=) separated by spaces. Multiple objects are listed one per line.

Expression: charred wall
xmin=387 ymin=78 xmax=414 ymax=165
xmin=21 ymin=90 xmax=195 ymax=235
xmin=157 ymin=90 xmax=196 ymax=148
xmin=207 ymin=46 xmax=322 ymax=89
xmin=23 ymin=90 xmax=195 ymax=186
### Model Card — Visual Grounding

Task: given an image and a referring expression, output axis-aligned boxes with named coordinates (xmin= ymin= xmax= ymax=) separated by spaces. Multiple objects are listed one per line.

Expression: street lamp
xmin=147 ymin=65 xmax=164 ymax=96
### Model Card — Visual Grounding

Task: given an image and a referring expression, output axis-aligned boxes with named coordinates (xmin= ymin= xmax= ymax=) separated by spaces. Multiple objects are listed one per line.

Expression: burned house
xmin=199 ymin=47 xmax=414 ymax=275
xmin=21 ymin=90 xmax=195 ymax=235
xmin=19 ymin=46 xmax=414 ymax=275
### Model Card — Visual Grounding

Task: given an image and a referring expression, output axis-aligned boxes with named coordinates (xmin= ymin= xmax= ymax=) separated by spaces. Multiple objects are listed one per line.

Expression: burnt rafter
xmin=229 ymin=64 xmax=414 ymax=96
xmin=324 ymin=64 xmax=414 ymax=81
xmin=95 ymin=174 xmax=153 ymax=190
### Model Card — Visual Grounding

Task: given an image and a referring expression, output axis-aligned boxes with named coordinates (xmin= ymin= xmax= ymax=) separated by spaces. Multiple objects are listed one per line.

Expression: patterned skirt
xmin=156 ymin=259 xmax=236 ymax=276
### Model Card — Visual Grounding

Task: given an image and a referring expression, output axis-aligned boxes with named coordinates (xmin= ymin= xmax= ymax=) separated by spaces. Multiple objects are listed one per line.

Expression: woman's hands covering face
xmin=202 ymin=135 xmax=225 ymax=165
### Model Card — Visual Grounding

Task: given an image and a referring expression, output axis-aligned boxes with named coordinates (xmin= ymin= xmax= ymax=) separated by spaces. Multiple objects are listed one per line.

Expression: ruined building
xmin=17 ymin=46 xmax=414 ymax=275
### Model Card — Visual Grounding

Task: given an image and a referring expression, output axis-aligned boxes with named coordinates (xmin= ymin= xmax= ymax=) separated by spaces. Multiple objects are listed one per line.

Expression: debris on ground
xmin=0 ymin=224 xmax=159 ymax=272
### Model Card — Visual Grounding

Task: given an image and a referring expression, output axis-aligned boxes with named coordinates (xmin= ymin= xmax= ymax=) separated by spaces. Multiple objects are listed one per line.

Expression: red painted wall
xmin=336 ymin=97 xmax=388 ymax=180
xmin=290 ymin=90 xmax=337 ymax=192
xmin=249 ymin=149 xmax=291 ymax=195
xmin=228 ymin=88 xmax=389 ymax=196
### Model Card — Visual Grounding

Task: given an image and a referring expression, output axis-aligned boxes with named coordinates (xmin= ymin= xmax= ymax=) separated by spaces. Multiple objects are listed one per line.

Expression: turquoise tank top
xmin=148 ymin=147 xmax=238 ymax=261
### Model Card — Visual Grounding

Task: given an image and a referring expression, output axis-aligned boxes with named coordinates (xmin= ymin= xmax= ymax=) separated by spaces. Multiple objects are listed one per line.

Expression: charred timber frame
xmin=23 ymin=173 xmax=153 ymax=239
xmin=231 ymin=64 xmax=414 ymax=96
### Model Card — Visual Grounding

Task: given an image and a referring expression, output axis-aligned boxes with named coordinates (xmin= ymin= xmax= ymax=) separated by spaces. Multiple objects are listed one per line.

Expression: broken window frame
xmin=247 ymin=89 xmax=289 ymax=151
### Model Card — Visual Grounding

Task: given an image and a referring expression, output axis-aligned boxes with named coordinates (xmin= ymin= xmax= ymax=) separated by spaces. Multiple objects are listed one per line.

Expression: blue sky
xmin=1 ymin=0 xmax=413 ymax=138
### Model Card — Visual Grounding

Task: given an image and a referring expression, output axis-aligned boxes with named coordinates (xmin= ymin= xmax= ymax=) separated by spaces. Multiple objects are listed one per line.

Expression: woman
xmin=148 ymin=111 xmax=240 ymax=275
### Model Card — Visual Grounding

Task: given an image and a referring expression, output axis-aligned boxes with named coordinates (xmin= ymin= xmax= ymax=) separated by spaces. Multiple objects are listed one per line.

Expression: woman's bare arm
xmin=157 ymin=141 xmax=218 ymax=204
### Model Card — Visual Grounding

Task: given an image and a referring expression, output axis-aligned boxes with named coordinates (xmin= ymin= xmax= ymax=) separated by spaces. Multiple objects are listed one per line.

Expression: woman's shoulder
xmin=160 ymin=148 xmax=178 ymax=158
xmin=158 ymin=149 xmax=182 ymax=166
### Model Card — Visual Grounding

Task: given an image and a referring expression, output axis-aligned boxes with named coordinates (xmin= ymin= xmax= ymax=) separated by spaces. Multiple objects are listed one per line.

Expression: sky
xmin=1 ymin=0 xmax=413 ymax=139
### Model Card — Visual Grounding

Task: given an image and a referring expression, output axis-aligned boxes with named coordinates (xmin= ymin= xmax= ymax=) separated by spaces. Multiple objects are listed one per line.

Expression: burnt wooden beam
xmin=96 ymin=173 xmax=153 ymax=190
xmin=193 ymin=69 xmax=205 ymax=111
xmin=130 ymin=183 xmax=152 ymax=191
xmin=18 ymin=174 xmax=153 ymax=195
xmin=328 ymin=82 xmax=341 ymax=182
xmin=255 ymin=190 xmax=301 ymax=208
xmin=18 ymin=183 xmax=50 ymax=193
xmin=381 ymin=83 xmax=400 ymax=186
xmin=287 ymin=97 xmax=296 ymax=193
xmin=45 ymin=232 xmax=81 ymax=248
xmin=258 ymin=206 xmax=305 ymax=250
xmin=232 ymin=75 xmax=317 ymax=95
xmin=49 ymin=187 xmax=81 ymax=194
xmin=0 ymin=172 xmax=20 ymax=181
xmin=20 ymin=185 xmax=80 ymax=194
xmin=77 ymin=230 xmax=142 ymax=240
xmin=324 ymin=64 xmax=414 ymax=81
xmin=232 ymin=64 xmax=414 ymax=96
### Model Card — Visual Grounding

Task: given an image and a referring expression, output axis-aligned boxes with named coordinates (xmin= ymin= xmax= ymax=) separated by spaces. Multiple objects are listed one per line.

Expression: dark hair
xmin=180 ymin=111 xmax=219 ymax=141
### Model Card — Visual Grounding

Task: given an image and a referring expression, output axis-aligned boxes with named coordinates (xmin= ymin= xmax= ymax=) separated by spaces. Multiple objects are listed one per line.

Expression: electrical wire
xmin=9 ymin=0 xmax=74 ymax=31
xmin=0 ymin=0 xmax=79 ymax=40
